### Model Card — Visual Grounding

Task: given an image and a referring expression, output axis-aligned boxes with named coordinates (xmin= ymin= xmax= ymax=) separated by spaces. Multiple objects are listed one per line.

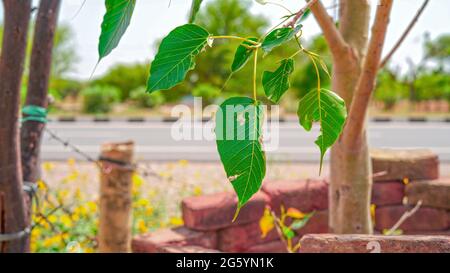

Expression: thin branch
xmin=307 ymin=0 xmax=348 ymax=58
xmin=380 ymin=0 xmax=430 ymax=68
xmin=385 ymin=201 xmax=423 ymax=236
xmin=345 ymin=0 xmax=394 ymax=144
xmin=285 ymin=0 xmax=319 ymax=27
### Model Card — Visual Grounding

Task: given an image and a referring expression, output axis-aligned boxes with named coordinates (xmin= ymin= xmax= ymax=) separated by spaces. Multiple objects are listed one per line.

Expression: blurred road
xmin=42 ymin=121 xmax=450 ymax=162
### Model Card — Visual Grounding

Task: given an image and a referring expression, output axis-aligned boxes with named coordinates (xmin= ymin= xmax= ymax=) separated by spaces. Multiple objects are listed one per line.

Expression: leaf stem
xmin=253 ymin=49 xmax=258 ymax=101
xmin=210 ymin=35 xmax=260 ymax=46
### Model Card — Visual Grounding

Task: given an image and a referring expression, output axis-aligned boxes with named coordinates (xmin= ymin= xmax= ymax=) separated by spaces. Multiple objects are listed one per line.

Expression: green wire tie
xmin=21 ymin=105 xmax=48 ymax=124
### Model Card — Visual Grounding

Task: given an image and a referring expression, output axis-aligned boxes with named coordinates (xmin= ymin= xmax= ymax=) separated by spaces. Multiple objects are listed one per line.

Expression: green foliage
xmin=215 ymin=97 xmax=266 ymax=217
xmin=81 ymin=85 xmax=120 ymax=114
xmin=263 ymin=58 xmax=294 ymax=103
xmin=375 ymin=70 xmax=408 ymax=110
xmin=50 ymin=78 xmax=83 ymax=99
xmin=98 ymin=0 xmax=136 ymax=61
xmin=231 ymin=37 xmax=258 ymax=73
xmin=416 ymin=72 xmax=450 ymax=102
xmin=425 ymin=34 xmax=450 ymax=67
xmin=93 ymin=63 xmax=148 ymax=101
xmin=297 ymin=89 xmax=347 ymax=171
xmin=261 ymin=25 xmax=302 ymax=53
xmin=130 ymin=86 xmax=165 ymax=108
xmin=147 ymin=24 xmax=210 ymax=93
xmin=192 ymin=83 xmax=221 ymax=105
xmin=52 ymin=24 xmax=79 ymax=78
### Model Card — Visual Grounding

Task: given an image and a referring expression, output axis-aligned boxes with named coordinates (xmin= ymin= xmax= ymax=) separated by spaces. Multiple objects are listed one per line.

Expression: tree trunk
xmin=0 ymin=0 xmax=32 ymax=253
xmin=329 ymin=0 xmax=373 ymax=234
xmin=21 ymin=0 xmax=61 ymax=252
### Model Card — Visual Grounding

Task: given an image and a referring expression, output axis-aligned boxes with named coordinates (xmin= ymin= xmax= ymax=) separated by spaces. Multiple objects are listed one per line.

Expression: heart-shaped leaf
xmin=98 ymin=0 xmax=136 ymax=61
xmin=261 ymin=24 xmax=302 ymax=53
xmin=147 ymin=24 xmax=210 ymax=93
xmin=297 ymin=89 xmax=347 ymax=172
xmin=215 ymin=97 xmax=266 ymax=219
xmin=231 ymin=37 xmax=258 ymax=73
xmin=189 ymin=0 xmax=204 ymax=23
xmin=262 ymin=58 xmax=294 ymax=103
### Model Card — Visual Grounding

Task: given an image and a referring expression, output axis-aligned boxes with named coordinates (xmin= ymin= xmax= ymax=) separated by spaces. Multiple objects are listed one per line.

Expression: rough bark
xmin=331 ymin=0 xmax=372 ymax=234
xmin=20 ymin=0 xmax=61 ymax=252
xmin=0 ymin=0 xmax=32 ymax=253
xmin=309 ymin=0 xmax=395 ymax=234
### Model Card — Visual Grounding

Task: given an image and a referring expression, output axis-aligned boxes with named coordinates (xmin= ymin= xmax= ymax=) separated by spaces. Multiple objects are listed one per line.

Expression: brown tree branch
xmin=307 ymin=0 xmax=348 ymax=58
xmin=346 ymin=0 xmax=394 ymax=145
xmin=285 ymin=0 xmax=319 ymax=27
xmin=379 ymin=0 xmax=429 ymax=68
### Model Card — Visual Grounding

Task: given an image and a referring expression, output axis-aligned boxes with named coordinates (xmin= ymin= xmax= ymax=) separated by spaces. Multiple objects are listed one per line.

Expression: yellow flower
xmin=86 ymin=201 xmax=98 ymax=213
xmin=170 ymin=217 xmax=184 ymax=226
xmin=48 ymin=215 xmax=58 ymax=223
xmin=57 ymin=190 xmax=69 ymax=202
xmin=60 ymin=215 xmax=73 ymax=228
xmin=132 ymin=173 xmax=145 ymax=188
xmin=371 ymin=204 xmax=377 ymax=225
xmin=68 ymin=158 xmax=76 ymax=168
xmin=42 ymin=162 xmax=55 ymax=172
xmin=145 ymin=207 xmax=154 ymax=216
xmin=74 ymin=205 xmax=88 ymax=217
xmin=137 ymin=219 xmax=148 ymax=234
xmin=136 ymin=198 xmax=150 ymax=207
xmin=193 ymin=186 xmax=202 ymax=196
xmin=65 ymin=171 xmax=79 ymax=182
xmin=178 ymin=159 xmax=189 ymax=167
xmin=37 ymin=180 xmax=47 ymax=191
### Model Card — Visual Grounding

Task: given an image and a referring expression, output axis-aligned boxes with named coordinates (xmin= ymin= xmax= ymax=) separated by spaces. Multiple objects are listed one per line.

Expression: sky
xmin=1 ymin=0 xmax=449 ymax=79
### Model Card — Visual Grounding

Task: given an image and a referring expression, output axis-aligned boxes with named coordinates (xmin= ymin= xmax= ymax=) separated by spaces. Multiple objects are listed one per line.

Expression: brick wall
xmin=132 ymin=149 xmax=450 ymax=253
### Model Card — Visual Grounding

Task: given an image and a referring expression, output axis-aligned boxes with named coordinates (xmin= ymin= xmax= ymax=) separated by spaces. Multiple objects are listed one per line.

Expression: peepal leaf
xmin=262 ymin=58 xmax=294 ymax=103
xmin=261 ymin=24 xmax=302 ymax=53
xmin=189 ymin=0 xmax=204 ymax=23
xmin=147 ymin=24 xmax=210 ymax=92
xmin=98 ymin=0 xmax=136 ymax=60
xmin=231 ymin=37 xmax=258 ymax=73
xmin=297 ymin=89 xmax=347 ymax=172
xmin=215 ymin=97 xmax=266 ymax=219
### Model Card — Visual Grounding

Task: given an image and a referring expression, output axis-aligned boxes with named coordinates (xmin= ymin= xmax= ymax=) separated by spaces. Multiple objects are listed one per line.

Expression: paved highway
xmin=42 ymin=121 xmax=450 ymax=162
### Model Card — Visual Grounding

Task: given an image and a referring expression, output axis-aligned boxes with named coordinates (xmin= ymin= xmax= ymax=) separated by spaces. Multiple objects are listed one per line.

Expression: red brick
xmin=246 ymin=240 xmax=288 ymax=253
xmin=371 ymin=149 xmax=439 ymax=182
xmin=406 ymin=179 xmax=450 ymax=210
xmin=375 ymin=205 xmax=449 ymax=232
xmin=157 ymin=245 xmax=221 ymax=253
xmin=299 ymin=234 xmax=450 ymax=253
xmin=132 ymin=227 xmax=217 ymax=253
xmin=262 ymin=179 xmax=328 ymax=214
xmin=182 ymin=192 xmax=268 ymax=231
xmin=403 ymin=230 xmax=450 ymax=236
xmin=372 ymin=181 xmax=405 ymax=206
xmin=217 ymin=221 xmax=279 ymax=253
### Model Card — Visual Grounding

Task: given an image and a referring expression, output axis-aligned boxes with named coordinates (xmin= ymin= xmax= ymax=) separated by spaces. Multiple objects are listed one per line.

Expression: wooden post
xmin=98 ymin=141 xmax=135 ymax=253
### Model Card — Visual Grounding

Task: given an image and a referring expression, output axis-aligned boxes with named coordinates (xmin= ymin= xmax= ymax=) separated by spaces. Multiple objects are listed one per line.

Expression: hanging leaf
xmin=259 ymin=207 xmax=275 ymax=238
xmin=261 ymin=24 xmax=302 ymax=53
xmin=189 ymin=0 xmax=204 ymax=23
xmin=98 ymin=0 xmax=136 ymax=61
xmin=215 ymin=97 xmax=266 ymax=219
xmin=231 ymin=37 xmax=258 ymax=73
xmin=262 ymin=58 xmax=294 ymax=103
xmin=286 ymin=208 xmax=306 ymax=219
xmin=299 ymin=9 xmax=311 ymax=23
xmin=297 ymin=89 xmax=347 ymax=172
xmin=291 ymin=212 xmax=315 ymax=230
xmin=147 ymin=24 xmax=210 ymax=93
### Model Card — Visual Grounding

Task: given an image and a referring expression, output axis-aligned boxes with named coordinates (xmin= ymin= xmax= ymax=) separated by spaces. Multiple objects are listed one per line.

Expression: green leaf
xmin=262 ymin=58 xmax=294 ymax=103
xmin=297 ymin=89 xmax=347 ymax=172
xmin=291 ymin=212 xmax=315 ymax=230
xmin=215 ymin=97 xmax=266 ymax=219
xmin=98 ymin=0 xmax=136 ymax=60
xmin=282 ymin=226 xmax=295 ymax=240
xmin=261 ymin=24 xmax=302 ymax=53
xmin=147 ymin=24 xmax=210 ymax=93
xmin=189 ymin=0 xmax=204 ymax=23
xmin=299 ymin=9 xmax=311 ymax=23
xmin=231 ymin=37 xmax=258 ymax=73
